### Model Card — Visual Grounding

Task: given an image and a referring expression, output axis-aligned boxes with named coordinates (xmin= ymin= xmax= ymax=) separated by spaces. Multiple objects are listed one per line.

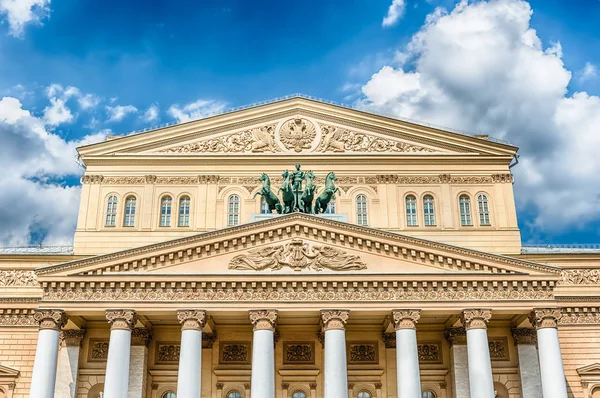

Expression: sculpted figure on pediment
xmin=228 ymin=239 xmax=366 ymax=271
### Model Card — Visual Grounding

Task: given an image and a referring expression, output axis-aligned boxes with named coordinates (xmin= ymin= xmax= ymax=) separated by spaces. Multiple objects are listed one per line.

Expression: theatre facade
xmin=1 ymin=96 xmax=600 ymax=398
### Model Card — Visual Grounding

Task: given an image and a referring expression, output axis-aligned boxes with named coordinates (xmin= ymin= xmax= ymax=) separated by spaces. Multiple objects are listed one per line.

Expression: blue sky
xmin=0 ymin=0 xmax=600 ymax=246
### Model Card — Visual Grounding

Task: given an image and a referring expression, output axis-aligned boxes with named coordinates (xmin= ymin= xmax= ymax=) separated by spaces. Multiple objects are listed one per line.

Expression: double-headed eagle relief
xmin=252 ymin=164 xmax=340 ymax=214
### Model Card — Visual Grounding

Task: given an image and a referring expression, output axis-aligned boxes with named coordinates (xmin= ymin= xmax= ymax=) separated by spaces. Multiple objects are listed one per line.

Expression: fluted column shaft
xmin=250 ymin=310 xmax=278 ymax=398
xmin=462 ymin=309 xmax=495 ymax=398
xmin=104 ymin=309 xmax=137 ymax=398
xmin=530 ymin=309 xmax=568 ymax=398
xmin=321 ymin=310 xmax=350 ymax=398
xmin=30 ymin=309 xmax=67 ymax=398
xmin=392 ymin=310 xmax=422 ymax=398
xmin=176 ymin=310 xmax=207 ymax=398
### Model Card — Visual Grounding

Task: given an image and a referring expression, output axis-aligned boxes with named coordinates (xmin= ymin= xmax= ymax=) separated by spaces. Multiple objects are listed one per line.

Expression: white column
xmin=128 ymin=328 xmax=152 ymax=398
xmin=55 ymin=329 xmax=86 ymax=398
xmin=392 ymin=309 xmax=422 ymax=398
xmin=30 ymin=309 xmax=67 ymax=398
xmin=321 ymin=309 xmax=350 ymax=398
xmin=250 ymin=309 xmax=278 ymax=398
xmin=104 ymin=309 xmax=137 ymax=398
xmin=530 ymin=309 xmax=568 ymax=398
xmin=176 ymin=310 xmax=207 ymax=398
xmin=512 ymin=328 xmax=542 ymax=398
xmin=462 ymin=309 xmax=495 ymax=398
xmin=445 ymin=327 xmax=469 ymax=398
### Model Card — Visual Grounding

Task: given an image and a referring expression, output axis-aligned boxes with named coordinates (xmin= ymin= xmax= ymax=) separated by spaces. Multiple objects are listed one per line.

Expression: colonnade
xmin=28 ymin=308 xmax=568 ymax=398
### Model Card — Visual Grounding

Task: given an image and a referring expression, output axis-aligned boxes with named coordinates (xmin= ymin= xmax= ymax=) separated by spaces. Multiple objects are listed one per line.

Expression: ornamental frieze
xmin=229 ymin=239 xmax=367 ymax=271
xmin=417 ymin=343 xmax=442 ymax=363
xmin=156 ymin=343 xmax=180 ymax=363
xmin=220 ymin=342 xmax=251 ymax=364
xmin=318 ymin=125 xmax=434 ymax=153
xmin=560 ymin=269 xmax=600 ymax=285
xmin=283 ymin=342 xmax=315 ymax=364
xmin=348 ymin=342 xmax=378 ymax=364
xmin=560 ymin=308 xmax=600 ymax=325
xmin=0 ymin=270 xmax=37 ymax=286
xmin=0 ymin=309 xmax=36 ymax=327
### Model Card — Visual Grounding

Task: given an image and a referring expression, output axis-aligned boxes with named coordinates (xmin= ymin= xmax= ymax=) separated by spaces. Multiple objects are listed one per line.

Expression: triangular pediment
xmin=37 ymin=214 xmax=558 ymax=279
xmin=577 ymin=363 xmax=600 ymax=376
xmin=0 ymin=364 xmax=19 ymax=377
xmin=77 ymin=97 xmax=517 ymax=158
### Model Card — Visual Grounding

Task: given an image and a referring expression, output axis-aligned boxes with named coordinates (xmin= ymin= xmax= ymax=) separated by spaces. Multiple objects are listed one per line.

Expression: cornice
xmin=36 ymin=214 xmax=560 ymax=278
xmin=560 ymin=307 xmax=600 ymax=325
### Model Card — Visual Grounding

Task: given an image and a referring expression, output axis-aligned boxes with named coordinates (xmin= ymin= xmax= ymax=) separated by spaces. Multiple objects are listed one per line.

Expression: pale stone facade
xmin=0 ymin=96 xmax=599 ymax=398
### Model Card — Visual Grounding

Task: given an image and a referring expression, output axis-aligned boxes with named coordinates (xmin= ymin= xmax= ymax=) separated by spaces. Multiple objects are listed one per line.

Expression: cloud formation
xmin=382 ymin=0 xmax=406 ymax=28
xmin=0 ymin=0 xmax=51 ymax=37
xmin=358 ymin=0 xmax=600 ymax=236
xmin=142 ymin=103 xmax=159 ymax=122
xmin=106 ymin=104 xmax=138 ymax=123
xmin=0 ymin=96 xmax=106 ymax=245
xmin=167 ymin=99 xmax=228 ymax=123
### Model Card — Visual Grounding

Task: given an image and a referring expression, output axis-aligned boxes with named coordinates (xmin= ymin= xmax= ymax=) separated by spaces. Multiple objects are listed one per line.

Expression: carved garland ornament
xmin=249 ymin=309 xmax=278 ymax=331
xmin=529 ymin=308 xmax=561 ymax=329
xmin=321 ymin=310 xmax=350 ymax=331
xmin=177 ymin=309 xmax=207 ymax=331
xmin=392 ymin=309 xmax=421 ymax=330
xmin=105 ymin=309 xmax=137 ymax=331
xmin=461 ymin=309 xmax=492 ymax=330
xmin=318 ymin=125 xmax=434 ymax=153
xmin=33 ymin=309 xmax=67 ymax=331
xmin=229 ymin=239 xmax=367 ymax=272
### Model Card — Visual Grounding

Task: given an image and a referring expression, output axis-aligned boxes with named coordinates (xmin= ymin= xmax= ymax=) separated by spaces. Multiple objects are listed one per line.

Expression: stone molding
xmin=511 ymin=328 xmax=537 ymax=345
xmin=445 ymin=327 xmax=467 ymax=346
xmin=249 ymin=309 xmax=278 ymax=331
xmin=460 ymin=309 xmax=492 ymax=330
xmin=530 ymin=308 xmax=562 ymax=329
xmin=0 ymin=309 xmax=37 ymax=326
xmin=33 ymin=309 xmax=67 ymax=331
xmin=177 ymin=309 xmax=207 ymax=331
xmin=131 ymin=327 xmax=153 ymax=346
xmin=560 ymin=307 xmax=600 ymax=324
xmin=105 ymin=309 xmax=137 ymax=331
xmin=0 ymin=270 xmax=37 ymax=286
xmin=391 ymin=309 xmax=421 ymax=330
xmin=36 ymin=214 xmax=558 ymax=277
xmin=321 ymin=309 xmax=350 ymax=331
xmin=60 ymin=329 xmax=86 ymax=346
xmin=560 ymin=269 xmax=600 ymax=285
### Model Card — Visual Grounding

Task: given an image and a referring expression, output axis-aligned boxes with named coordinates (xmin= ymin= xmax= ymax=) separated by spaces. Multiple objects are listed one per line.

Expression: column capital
xmin=59 ymin=329 xmax=86 ymax=346
xmin=444 ymin=327 xmax=467 ymax=345
xmin=105 ymin=309 xmax=137 ymax=331
xmin=460 ymin=309 xmax=492 ymax=330
xmin=512 ymin=327 xmax=537 ymax=345
xmin=131 ymin=327 xmax=153 ymax=346
xmin=249 ymin=309 xmax=278 ymax=331
xmin=391 ymin=309 xmax=421 ymax=330
xmin=33 ymin=309 xmax=67 ymax=331
xmin=529 ymin=308 xmax=562 ymax=329
xmin=177 ymin=309 xmax=207 ymax=331
xmin=321 ymin=309 xmax=350 ymax=331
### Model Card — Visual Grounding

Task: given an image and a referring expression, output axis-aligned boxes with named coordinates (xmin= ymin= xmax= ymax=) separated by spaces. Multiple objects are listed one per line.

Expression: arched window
xmin=228 ymin=195 xmax=240 ymax=226
xmin=422 ymin=391 xmax=436 ymax=398
xmin=178 ymin=196 xmax=191 ymax=227
xmin=459 ymin=195 xmax=472 ymax=226
xmin=356 ymin=195 xmax=368 ymax=226
xmin=226 ymin=392 xmax=242 ymax=398
xmin=160 ymin=196 xmax=172 ymax=227
xmin=592 ymin=386 xmax=600 ymax=398
xmin=477 ymin=194 xmax=491 ymax=225
xmin=123 ymin=196 xmax=136 ymax=227
xmin=325 ymin=201 xmax=336 ymax=214
xmin=161 ymin=392 xmax=176 ymax=398
xmin=406 ymin=195 xmax=418 ymax=226
xmin=423 ymin=195 xmax=435 ymax=226
xmin=292 ymin=392 xmax=307 ymax=398
xmin=105 ymin=195 xmax=118 ymax=226
xmin=357 ymin=392 xmax=372 ymax=398
xmin=260 ymin=197 xmax=270 ymax=214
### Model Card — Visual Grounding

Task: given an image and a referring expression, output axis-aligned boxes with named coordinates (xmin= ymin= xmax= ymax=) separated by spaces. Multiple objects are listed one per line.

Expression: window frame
xmin=260 ymin=196 xmax=270 ymax=214
xmin=422 ymin=391 xmax=437 ymax=398
xmin=325 ymin=200 xmax=336 ymax=214
xmin=459 ymin=194 xmax=473 ymax=226
xmin=159 ymin=195 xmax=173 ymax=227
xmin=178 ymin=195 xmax=191 ymax=227
xmin=228 ymin=194 xmax=241 ymax=226
xmin=291 ymin=391 xmax=307 ymax=398
xmin=477 ymin=193 xmax=491 ymax=226
xmin=405 ymin=194 xmax=418 ymax=227
xmin=357 ymin=391 xmax=373 ymax=398
xmin=160 ymin=392 xmax=176 ymax=398
xmin=123 ymin=195 xmax=137 ymax=227
xmin=356 ymin=194 xmax=368 ymax=226
xmin=225 ymin=391 xmax=242 ymax=398
xmin=105 ymin=194 xmax=118 ymax=227
xmin=423 ymin=194 xmax=436 ymax=226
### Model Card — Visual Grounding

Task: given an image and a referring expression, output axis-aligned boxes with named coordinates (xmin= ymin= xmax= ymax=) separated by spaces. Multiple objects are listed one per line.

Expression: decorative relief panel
xmin=156 ymin=342 xmax=180 ymax=363
xmin=278 ymin=118 xmax=317 ymax=152
xmin=228 ymin=239 xmax=366 ymax=271
xmin=219 ymin=342 xmax=251 ymax=365
xmin=347 ymin=341 xmax=378 ymax=364
xmin=283 ymin=341 xmax=315 ymax=365
xmin=488 ymin=337 xmax=509 ymax=361
xmin=0 ymin=309 xmax=36 ymax=327
xmin=560 ymin=269 xmax=600 ymax=285
xmin=88 ymin=339 xmax=110 ymax=361
xmin=318 ymin=125 xmax=435 ymax=153
xmin=0 ymin=270 xmax=37 ymax=286
xmin=418 ymin=342 xmax=442 ymax=364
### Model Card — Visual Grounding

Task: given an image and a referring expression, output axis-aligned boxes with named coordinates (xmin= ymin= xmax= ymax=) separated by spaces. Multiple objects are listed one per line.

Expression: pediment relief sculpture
xmin=228 ymin=238 xmax=367 ymax=271
xmin=317 ymin=125 xmax=435 ymax=153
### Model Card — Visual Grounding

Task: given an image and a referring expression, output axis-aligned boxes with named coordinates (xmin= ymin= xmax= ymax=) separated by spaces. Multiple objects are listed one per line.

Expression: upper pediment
xmin=37 ymin=214 xmax=557 ymax=279
xmin=77 ymin=97 xmax=517 ymax=158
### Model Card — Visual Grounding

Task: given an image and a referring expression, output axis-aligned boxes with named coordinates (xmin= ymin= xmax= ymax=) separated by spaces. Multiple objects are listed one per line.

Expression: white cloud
xmin=105 ymin=104 xmax=138 ymax=123
xmin=382 ymin=0 xmax=407 ymax=28
xmin=577 ymin=62 xmax=598 ymax=83
xmin=0 ymin=0 xmax=51 ymax=37
xmin=142 ymin=103 xmax=159 ymax=122
xmin=78 ymin=93 xmax=101 ymax=110
xmin=43 ymin=97 xmax=73 ymax=126
xmin=167 ymin=99 xmax=227 ymax=123
xmin=0 ymin=96 xmax=106 ymax=245
xmin=357 ymin=0 xmax=600 ymax=234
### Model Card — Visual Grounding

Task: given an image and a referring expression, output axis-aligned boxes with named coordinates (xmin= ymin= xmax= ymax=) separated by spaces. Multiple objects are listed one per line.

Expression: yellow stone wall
xmin=0 ymin=328 xmax=38 ymax=398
